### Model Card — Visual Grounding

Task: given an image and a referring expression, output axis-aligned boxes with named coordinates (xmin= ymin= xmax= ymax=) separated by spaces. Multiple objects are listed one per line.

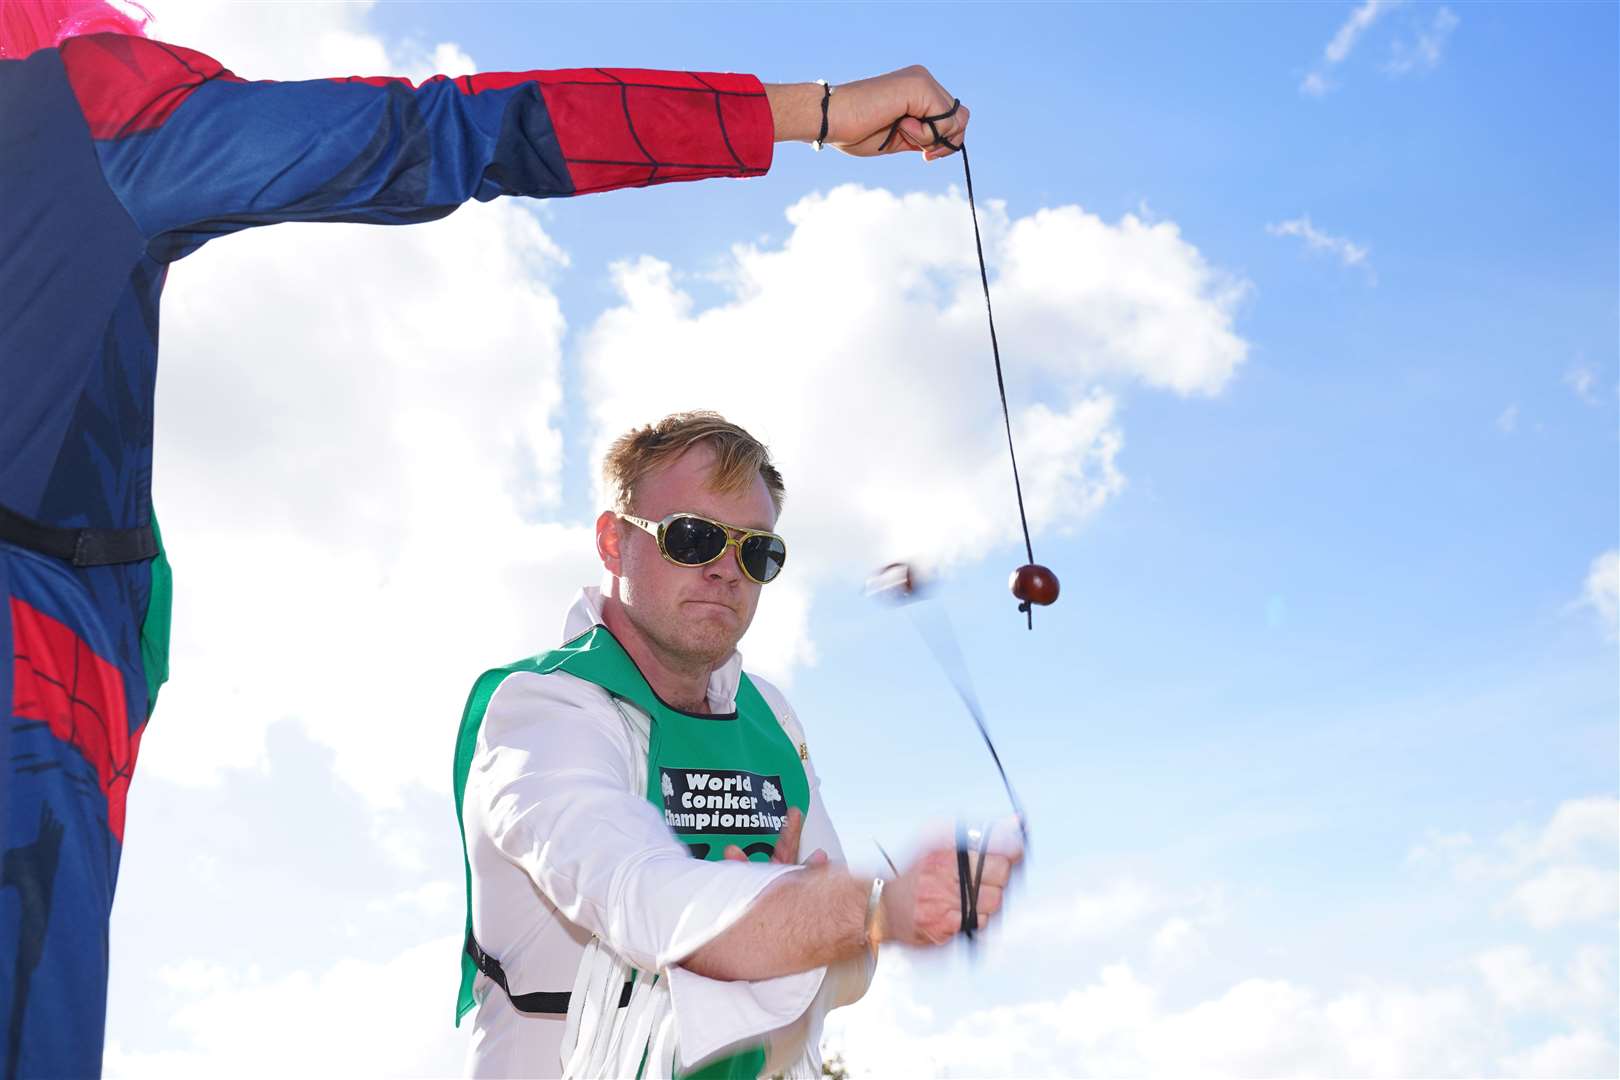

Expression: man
xmin=0 ymin=3 xmax=973 ymax=1075
xmin=456 ymin=413 xmax=1020 ymax=1078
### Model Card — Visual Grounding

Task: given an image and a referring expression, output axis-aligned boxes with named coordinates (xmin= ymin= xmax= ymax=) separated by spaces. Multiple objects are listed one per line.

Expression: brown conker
xmin=1009 ymin=564 xmax=1060 ymax=606
xmin=867 ymin=561 xmax=922 ymax=602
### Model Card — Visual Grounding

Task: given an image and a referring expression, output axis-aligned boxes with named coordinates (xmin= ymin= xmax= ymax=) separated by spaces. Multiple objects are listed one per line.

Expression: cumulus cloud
xmin=106 ymin=936 xmax=465 ymax=1078
xmin=1495 ymin=403 xmax=1519 ymax=434
xmin=146 ymin=0 xmax=469 ymax=83
xmin=1501 ymin=1028 xmax=1620 ymax=1079
xmin=1580 ymin=550 xmax=1619 ymax=639
xmin=154 ymin=201 xmax=597 ymax=806
xmin=1475 ymin=944 xmax=1613 ymax=1012
xmin=1266 ymin=216 xmax=1374 ymax=280
xmin=578 ymin=185 xmax=1247 ymax=608
xmin=139 ymin=1 xmax=598 ymax=812
xmin=1301 ymin=0 xmax=1403 ymax=96
xmin=1509 ymin=865 xmax=1619 ymax=930
xmin=1536 ymin=794 xmax=1620 ymax=863
xmin=1414 ymin=795 xmax=1619 ymax=930
xmin=826 ymin=954 xmax=1500 ymax=1078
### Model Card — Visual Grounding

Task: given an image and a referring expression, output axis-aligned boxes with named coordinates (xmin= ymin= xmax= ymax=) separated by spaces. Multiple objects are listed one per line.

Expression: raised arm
xmin=59 ymin=34 xmax=775 ymax=260
xmin=59 ymin=36 xmax=970 ymax=263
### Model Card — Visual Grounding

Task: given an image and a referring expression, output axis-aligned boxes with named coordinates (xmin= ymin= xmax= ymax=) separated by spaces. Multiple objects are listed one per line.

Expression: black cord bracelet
xmin=813 ymin=79 xmax=833 ymax=150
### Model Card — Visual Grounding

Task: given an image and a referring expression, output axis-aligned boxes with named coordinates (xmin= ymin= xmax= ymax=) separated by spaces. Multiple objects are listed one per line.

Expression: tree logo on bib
xmin=659 ymin=767 xmax=790 ymax=836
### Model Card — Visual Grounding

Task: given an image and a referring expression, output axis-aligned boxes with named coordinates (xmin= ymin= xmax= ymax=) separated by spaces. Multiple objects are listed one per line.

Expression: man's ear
xmin=595 ymin=510 xmax=624 ymax=576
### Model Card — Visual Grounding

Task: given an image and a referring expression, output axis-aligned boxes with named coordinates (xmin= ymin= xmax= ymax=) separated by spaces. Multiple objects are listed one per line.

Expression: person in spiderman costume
xmin=0 ymin=3 xmax=970 ymax=1075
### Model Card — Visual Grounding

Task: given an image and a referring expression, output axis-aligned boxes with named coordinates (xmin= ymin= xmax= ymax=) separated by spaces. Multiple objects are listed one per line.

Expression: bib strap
xmin=464 ymin=930 xmax=632 ymax=1016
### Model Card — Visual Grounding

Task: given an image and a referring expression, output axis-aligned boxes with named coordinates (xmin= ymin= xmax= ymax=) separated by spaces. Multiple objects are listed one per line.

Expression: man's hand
xmin=879 ymin=840 xmax=1019 ymax=946
xmin=765 ymin=66 xmax=969 ymax=161
xmin=723 ymin=807 xmax=829 ymax=866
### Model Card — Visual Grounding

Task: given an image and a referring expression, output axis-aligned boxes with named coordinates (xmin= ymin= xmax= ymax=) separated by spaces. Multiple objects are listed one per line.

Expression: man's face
xmin=605 ymin=443 xmax=778 ymax=672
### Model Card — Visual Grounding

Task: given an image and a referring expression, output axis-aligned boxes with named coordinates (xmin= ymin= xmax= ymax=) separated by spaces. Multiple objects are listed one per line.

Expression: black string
xmin=960 ymin=144 xmax=1037 ymax=629
xmin=883 ymin=101 xmax=1038 ymax=628
xmin=908 ymin=603 xmax=1029 ymax=839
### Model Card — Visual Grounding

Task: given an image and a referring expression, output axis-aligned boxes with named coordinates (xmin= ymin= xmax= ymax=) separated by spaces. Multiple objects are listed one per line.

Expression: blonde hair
xmin=602 ymin=411 xmax=785 ymax=515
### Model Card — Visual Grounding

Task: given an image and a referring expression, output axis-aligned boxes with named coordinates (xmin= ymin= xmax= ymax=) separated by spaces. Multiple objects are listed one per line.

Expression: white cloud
xmin=1476 ymin=944 xmax=1614 ymax=1012
xmin=1302 ymin=0 xmax=1404 ymax=95
xmin=105 ymin=936 xmax=465 ymax=1078
xmin=1566 ymin=362 xmax=1601 ymax=404
xmin=140 ymin=3 xmax=598 ymax=810
xmin=1501 ymin=1028 xmax=1620 ymax=1079
xmin=154 ymin=204 xmax=596 ymax=807
xmin=826 ymin=955 xmax=1502 ymax=1078
xmin=1495 ymin=403 xmax=1519 ymax=433
xmin=1387 ymin=6 xmax=1460 ymax=75
xmin=1266 ymin=216 xmax=1374 ymax=280
xmin=1509 ymin=864 xmax=1619 ymax=930
xmin=1325 ymin=0 xmax=1401 ymax=65
xmin=1580 ymin=550 xmax=1619 ymax=639
xmin=577 ymin=186 xmax=1247 ymax=658
xmin=1002 ymin=877 xmax=1167 ymax=948
xmin=1417 ymin=795 xmax=1619 ymax=931
xmin=1150 ymin=915 xmax=1199 ymax=960
xmin=1537 ymin=794 xmax=1620 ymax=863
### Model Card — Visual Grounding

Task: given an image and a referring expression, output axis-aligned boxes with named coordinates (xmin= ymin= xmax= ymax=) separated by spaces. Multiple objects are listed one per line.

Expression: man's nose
xmin=705 ymin=540 xmax=743 ymax=583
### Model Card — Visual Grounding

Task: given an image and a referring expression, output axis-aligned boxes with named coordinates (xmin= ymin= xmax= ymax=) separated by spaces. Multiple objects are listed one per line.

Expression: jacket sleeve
xmin=471 ymin=669 xmax=827 ymax=1067
xmin=58 ymin=33 xmax=774 ymax=261
xmin=751 ymin=677 xmax=876 ymax=1012
xmin=471 ymin=669 xmax=803 ymax=976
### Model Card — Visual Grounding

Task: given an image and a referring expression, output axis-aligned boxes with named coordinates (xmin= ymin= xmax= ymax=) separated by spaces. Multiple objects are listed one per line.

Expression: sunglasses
xmin=618 ymin=512 xmax=787 ymax=585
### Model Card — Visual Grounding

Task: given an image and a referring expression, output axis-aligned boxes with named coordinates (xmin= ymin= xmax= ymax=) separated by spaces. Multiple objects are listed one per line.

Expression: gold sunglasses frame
xmin=618 ymin=511 xmax=788 ymax=585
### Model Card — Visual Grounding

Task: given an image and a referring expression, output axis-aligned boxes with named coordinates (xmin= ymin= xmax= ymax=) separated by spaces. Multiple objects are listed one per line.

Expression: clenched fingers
xmin=771 ymin=807 xmax=805 ymax=864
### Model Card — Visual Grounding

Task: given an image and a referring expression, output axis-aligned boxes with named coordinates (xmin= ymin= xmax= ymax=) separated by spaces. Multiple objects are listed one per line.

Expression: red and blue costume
xmin=0 ymin=27 xmax=772 ymax=1078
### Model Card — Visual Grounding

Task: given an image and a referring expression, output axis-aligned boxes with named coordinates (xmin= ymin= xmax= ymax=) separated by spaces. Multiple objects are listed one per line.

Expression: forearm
xmin=681 ymin=867 xmax=869 ymax=981
xmin=764 ymin=82 xmax=823 ymax=143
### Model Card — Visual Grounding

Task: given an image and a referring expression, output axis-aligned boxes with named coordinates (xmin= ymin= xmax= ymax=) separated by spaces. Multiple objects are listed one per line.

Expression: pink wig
xmin=0 ymin=0 xmax=149 ymax=59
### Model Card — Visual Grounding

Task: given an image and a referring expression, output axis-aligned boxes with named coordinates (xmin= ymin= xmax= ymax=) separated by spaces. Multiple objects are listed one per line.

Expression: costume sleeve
xmin=58 ymin=33 xmax=773 ymax=261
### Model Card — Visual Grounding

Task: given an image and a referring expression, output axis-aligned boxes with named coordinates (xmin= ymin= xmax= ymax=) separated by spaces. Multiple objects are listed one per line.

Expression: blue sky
xmin=104 ymin=2 xmax=1615 ymax=1076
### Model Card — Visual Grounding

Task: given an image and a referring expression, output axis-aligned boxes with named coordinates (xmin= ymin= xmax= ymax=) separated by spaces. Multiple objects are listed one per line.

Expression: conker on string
xmin=866 ymin=561 xmax=923 ymax=602
xmin=1010 ymin=564 xmax=1059 ymax=606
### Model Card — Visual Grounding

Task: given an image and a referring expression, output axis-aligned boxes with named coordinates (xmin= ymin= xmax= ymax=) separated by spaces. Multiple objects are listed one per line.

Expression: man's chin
xmin=674 ymin=604 xmax=747 ymax=662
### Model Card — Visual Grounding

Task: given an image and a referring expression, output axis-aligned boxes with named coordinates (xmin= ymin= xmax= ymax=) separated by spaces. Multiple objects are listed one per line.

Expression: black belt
xmin=0 ymin=503 xmax=157 ymax=567
xmin=464 ymin=930 xmax=633 ymax=1016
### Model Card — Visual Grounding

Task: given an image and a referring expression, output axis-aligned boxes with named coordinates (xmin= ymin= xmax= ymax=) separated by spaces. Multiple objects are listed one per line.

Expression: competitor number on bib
xmin=659 ymin=767 xmax=789 ymax=836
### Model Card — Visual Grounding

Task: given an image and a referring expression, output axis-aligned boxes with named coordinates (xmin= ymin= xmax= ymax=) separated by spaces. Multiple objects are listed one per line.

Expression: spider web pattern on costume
xmin=533 ymin=68 xmax=770 ymax=195
xmin=10 ymin=598 xmax=140 ymax=842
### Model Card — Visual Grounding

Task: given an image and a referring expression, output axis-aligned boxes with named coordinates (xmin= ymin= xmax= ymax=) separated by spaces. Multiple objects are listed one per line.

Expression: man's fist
xmin=766 ymin=66 xmax=969 ymax=161
xmin=879 ymin=831 xmax=1020 ymax=946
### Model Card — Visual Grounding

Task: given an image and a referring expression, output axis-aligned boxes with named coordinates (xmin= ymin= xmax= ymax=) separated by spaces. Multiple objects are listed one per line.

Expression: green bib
xmin=453 ymin=625 xmax=810 ymax=1079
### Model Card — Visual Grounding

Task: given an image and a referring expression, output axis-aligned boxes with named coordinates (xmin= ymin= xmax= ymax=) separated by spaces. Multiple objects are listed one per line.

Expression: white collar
xmin=563 ymin=586 xmax=744 ymax=714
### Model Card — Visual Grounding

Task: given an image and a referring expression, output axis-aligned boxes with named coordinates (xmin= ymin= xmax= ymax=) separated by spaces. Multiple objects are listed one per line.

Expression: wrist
xmin=862 ymin=876 xmax=886 ymax=958
xmin=763 ymin=82 xmax=824 ymax=143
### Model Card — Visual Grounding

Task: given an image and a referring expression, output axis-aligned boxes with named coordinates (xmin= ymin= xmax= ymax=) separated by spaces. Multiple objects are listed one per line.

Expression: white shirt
xmin=462 ymin=587 xmax=873 ymax=1078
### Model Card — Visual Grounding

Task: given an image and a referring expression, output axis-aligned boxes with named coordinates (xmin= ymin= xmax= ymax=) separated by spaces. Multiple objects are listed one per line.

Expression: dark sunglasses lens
xmin=662 ymin=517 xmax=728 ymax=565
xmin=740 ymin=535 xmax=787 ymax=583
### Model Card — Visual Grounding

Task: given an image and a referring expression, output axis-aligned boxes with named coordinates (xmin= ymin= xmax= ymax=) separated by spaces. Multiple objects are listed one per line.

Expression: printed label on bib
xmin=659 ymin=767 xmax=789 ymax=835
